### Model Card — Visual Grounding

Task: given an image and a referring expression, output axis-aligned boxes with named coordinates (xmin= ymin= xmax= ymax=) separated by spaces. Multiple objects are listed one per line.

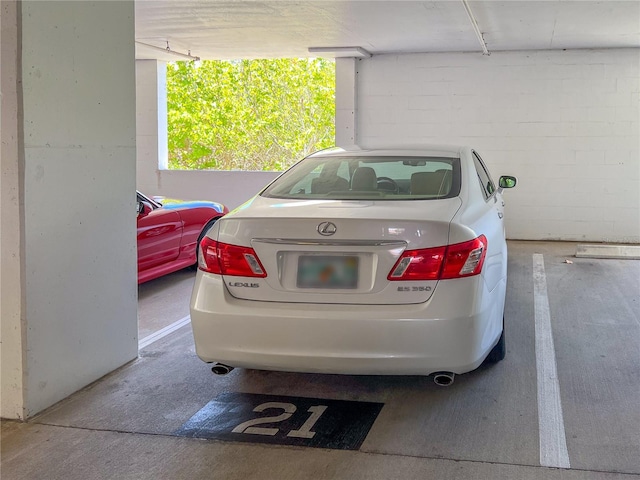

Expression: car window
xmin=261 ymin=156 xmax=461 ymax=200
xmin=472 ymin=152 xmax=496 ymax=200
xmin=137 ymin=191 xmax=162 ymax=209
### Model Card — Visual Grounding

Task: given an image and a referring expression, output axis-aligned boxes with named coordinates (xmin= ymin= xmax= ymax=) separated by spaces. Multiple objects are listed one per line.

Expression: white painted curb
xmin=576 ymin=244 xmax=640 ymax=260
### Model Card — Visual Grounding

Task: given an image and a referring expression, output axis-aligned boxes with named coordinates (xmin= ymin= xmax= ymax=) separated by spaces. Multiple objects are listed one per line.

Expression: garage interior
xmin=1 ymin=1 xmax=639 ymax=479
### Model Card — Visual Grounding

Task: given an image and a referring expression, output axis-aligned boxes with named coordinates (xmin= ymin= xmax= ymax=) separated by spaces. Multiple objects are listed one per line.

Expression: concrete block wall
xmin=356 ymin=49 xmax=639 ymax=243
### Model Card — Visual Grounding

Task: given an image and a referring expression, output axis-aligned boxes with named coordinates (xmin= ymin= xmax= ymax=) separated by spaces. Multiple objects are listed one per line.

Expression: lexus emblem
xmin=317 ymin=221 xmax=337 ymax=236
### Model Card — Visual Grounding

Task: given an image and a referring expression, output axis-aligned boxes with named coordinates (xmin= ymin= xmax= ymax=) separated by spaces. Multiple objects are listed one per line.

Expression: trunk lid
xmin=216 ymin=196 xmax=461 ymax=304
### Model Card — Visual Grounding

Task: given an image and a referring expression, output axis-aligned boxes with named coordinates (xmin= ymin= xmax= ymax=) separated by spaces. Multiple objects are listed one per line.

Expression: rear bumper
xmin=190 ymin=271 xmax=504 ymax=376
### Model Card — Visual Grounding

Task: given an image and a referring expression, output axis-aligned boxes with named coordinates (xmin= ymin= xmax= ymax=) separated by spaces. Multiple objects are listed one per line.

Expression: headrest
xmin=410 ymin=170 xmax=450 ymax=195
xmin=351 ymin=167 xmax=377 ymax=191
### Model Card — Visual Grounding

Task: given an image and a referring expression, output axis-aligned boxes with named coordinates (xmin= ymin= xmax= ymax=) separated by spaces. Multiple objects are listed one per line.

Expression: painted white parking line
xmin=139 ymin=315 xmax=191 ymax=350
xmin=533 ymin=254 xmax=571 ymax=469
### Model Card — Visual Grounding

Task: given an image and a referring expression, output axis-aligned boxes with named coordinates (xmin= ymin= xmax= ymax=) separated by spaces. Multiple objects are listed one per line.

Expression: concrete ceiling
xmin=135 ymin=1 xmax=640 ymax=61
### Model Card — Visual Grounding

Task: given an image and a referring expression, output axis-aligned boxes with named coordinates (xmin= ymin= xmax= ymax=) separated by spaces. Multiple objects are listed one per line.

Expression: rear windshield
xmin=261 ymin=156 xmax=461 ymax=200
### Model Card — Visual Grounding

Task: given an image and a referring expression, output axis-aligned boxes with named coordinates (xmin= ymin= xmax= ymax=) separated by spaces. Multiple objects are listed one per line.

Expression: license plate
xmin=297 ymin=255 xmax=359 ymax=289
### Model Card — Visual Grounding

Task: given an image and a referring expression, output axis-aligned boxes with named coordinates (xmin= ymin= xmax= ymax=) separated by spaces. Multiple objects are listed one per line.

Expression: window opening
xmin=166 ymin=58 xmax=335 ymax=172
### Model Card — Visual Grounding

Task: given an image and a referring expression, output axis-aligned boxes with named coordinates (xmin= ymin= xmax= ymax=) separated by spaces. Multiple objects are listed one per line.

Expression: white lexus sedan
xmin=190 ymin=146 xmax=516 ymax=384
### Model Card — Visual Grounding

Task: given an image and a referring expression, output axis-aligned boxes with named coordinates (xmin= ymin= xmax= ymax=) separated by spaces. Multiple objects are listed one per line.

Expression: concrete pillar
xmin=136 ymin=60 xmax=167 ymax=195
xmin=1 ymin=0 xmax=138 ymax=419
xmin=1 ymin=0 xmax=26 ymax=420
xmin=335 ymin=57 xmax=359 ymax=147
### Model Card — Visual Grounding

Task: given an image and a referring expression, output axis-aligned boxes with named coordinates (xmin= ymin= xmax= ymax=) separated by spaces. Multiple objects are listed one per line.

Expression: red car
xmin=137 ymin=191 xmax=228 ymax=284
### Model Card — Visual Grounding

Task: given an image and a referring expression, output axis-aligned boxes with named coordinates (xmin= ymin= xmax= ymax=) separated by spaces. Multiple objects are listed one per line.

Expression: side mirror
xmin=498 ymin=176 xmax=517 ymax=189
xmin=137 ymin=201 xmax=152 ymax=216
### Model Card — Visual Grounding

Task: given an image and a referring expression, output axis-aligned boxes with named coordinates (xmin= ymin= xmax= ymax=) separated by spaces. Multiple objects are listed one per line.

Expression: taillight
xmin=440 ymin=235 xmax=487 ymax=279
xmin=387 ymin=235 xmax=487 ymax=281
xmin=198 ymin=237 xmax=267 ymax=277
xmin=388 ymin=246 xmax=446 ymax=280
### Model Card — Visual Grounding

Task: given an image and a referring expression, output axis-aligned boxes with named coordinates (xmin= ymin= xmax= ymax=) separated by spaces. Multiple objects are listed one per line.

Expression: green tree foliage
xmin=166 ymin=58 xmax=335 ymax=171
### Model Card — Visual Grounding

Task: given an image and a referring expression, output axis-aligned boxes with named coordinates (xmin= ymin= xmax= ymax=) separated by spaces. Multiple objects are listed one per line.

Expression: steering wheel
xmin=377 ymin=176 xmax=399 ymax=193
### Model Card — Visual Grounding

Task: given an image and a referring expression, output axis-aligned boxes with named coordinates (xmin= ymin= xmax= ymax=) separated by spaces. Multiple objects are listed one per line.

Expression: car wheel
xmin=485 ymin=318 xmax=506 ymax=363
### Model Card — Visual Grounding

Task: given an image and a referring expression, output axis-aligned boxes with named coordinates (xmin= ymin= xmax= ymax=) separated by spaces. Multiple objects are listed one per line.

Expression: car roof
xmin=308 ymin=145 xmax=465 ymax=159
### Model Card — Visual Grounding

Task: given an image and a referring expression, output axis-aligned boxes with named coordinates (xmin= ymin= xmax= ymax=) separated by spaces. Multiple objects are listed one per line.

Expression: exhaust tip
xmin=211 ymin=363 xmax=234 ymax=375
xmin=433 ymin=372 xmax=455 ymax=387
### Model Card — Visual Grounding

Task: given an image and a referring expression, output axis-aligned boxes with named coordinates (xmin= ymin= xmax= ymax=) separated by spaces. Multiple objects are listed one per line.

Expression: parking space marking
xmin=533 ymin=254 xmax=571 ymax=469
xmin=174 ymin=392 xmax=384 ymax=450
xmin=138 ymin=315 xmax=191 ymax=350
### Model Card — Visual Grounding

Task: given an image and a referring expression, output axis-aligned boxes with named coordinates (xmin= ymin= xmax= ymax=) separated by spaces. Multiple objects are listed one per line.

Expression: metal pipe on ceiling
xmin=135 ymin=41 xmax=200 ymax=61
xmin=461 ymin=0 xmax=490 ymax=55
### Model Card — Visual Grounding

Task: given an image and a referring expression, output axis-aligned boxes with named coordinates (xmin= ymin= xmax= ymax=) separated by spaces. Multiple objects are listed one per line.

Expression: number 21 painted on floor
xmin=175 ymin=392 xmax=384 ymax=450
xmin=232 ymin=402 xmax=328 ymax=438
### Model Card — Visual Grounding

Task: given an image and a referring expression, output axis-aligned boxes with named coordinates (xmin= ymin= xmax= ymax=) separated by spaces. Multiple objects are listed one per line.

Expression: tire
xmin=485 ymin=318 xmax=506 ymax=363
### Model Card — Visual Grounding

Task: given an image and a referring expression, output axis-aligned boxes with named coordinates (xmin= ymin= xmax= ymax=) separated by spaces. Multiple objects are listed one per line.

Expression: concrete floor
xmin=2 ymin=241 xmax=639 ymax=479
